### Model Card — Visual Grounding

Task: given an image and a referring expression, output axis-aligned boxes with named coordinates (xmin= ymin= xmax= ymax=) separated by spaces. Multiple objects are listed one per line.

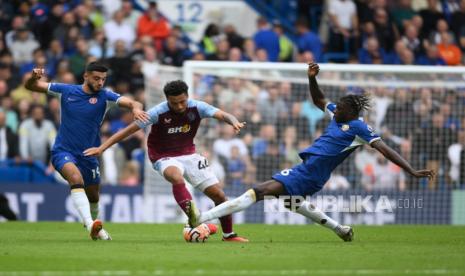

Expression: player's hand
xmin=83 ymin=147 xmax=103 ymax=157
xmin=232 ymin=121 xmax=246 ymax=134
xmin=307 ymin=63 xmax=319 ymax=78
xmin=412 ymin=169 xmax=435 ymax=180
xmin=132 ymin=108 xmax=150 ymax=123
xmin=31 ymin=68 xmax=45 ymax=80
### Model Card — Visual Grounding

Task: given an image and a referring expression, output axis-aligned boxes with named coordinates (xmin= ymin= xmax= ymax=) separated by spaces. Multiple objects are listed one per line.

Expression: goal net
xmin=144 ymin=61 xmax=465 ymax=225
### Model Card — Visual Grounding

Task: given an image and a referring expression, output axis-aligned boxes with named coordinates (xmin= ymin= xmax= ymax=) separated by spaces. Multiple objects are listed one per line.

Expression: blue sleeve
xmin=356 ymin=122 xmax=381 ymax=144
xmin=47 ymin=83 xmax=70 ymax=96
xmin=325 ymin=102 xmax=336 ymax=118
xmin=105 ymin=89 xmax=121 ymax=103
xmin=195 ymin=100 xmax=219 ymax=119
xmin=135 ymin=105 xmax=160 ymax=129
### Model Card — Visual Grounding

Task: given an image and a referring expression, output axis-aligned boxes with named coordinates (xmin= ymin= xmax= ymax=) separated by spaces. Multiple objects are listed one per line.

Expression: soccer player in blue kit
xmin=25 ymin=62 xmax=149 ymax=240
xmin=188 ymin=63 xmax=435 ymax=241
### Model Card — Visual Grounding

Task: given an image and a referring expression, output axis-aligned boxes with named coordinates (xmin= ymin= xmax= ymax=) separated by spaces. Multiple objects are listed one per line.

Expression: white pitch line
xmin=0 ymin=269 xmax=463 ymax=275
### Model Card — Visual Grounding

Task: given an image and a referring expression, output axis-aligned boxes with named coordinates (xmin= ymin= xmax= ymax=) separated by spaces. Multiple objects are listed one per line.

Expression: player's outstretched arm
xmin=117 ymin=96 xmax=150 ymax=123
xmin=371 ymin=140 xmax=435 ymax=179
xmin=307 ymin=63 xmax=328 ymax=111
xmin=213 ymin=110 xmax=246 ymax=134
xmin=24 ymin=68 xmax=50 ymax=93
xmin=83 ymin=123 xmax=141 ymax=157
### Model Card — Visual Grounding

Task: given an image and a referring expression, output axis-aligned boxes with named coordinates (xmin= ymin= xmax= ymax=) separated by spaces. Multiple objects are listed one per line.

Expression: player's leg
xmin=80 ymin=159 xmax=111 ymax=240
xmin=85 ymin=184 xmax=100 ymax=220
xmin=59 ymin=162 xmax=96 ymax=233
xmin=195 ymin=179 xmax=286 ymax=225
xmin=203 ymin=184 xmax=248 ymax=242
xmin=158 ymin=158 xmax=196 ymax=218
xmin=283 ymin=197 xmax=353 ymax=241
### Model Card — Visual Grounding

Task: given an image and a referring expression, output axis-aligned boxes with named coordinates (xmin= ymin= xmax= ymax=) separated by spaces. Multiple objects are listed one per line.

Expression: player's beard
xmin=87 ymin=83 xmax=100 ymax=93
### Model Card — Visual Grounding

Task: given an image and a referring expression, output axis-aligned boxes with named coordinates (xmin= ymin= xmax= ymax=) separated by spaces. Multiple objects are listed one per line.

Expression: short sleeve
xmin=105 ymin=89 xmax=121 ymax=103
xmin=48 ymin=83 xmax=69 ymax=96
xmin=195 ymin=100 xmax=219 ymax=119
xmin=325 ymin=102 xmax=336 ymax=118
xmin=356 ymin=122 xmax=381 ymax=144
xmin=135 ymin=105 xmax=159 ymax=129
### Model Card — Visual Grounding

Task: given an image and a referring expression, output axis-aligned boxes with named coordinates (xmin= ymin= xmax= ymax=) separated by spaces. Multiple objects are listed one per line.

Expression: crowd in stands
xmin=0 ymin=0 xmax=464 ymax=189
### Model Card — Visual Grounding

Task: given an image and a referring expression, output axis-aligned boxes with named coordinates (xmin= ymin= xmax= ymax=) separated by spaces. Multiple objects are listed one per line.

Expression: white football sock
xmin=70 ymin=189 xmax=93 ymax=230
xmin=90 ymin=202 xmax=99 ymax=220
xmin=199 ymin=189 xmax=256 ymax=223
xmin=295 ymin=201 xmax=339 ymax=230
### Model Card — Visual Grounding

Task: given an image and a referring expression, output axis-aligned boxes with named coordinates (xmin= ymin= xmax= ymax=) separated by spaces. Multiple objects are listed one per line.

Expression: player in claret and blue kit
xmin=25 ymin=62 xmax=149 ymax=240
xmin=85 ymin=80 xmax=248 ymax=242
xmin=189 ymin=63 xmax=435 ymax=241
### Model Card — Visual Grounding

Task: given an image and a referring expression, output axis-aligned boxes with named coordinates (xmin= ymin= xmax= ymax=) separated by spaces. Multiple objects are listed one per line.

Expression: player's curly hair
xmin=163 ymin=80 xmax=189 ymax=97
xmin=339 ymin=94 xmax=371 ymax=116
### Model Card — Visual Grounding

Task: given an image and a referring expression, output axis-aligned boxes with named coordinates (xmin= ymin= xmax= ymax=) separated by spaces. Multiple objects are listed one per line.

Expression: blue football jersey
xmin=48 ymin=83 xmax=121 ymax=155
xmin=300 ymin=102 xmax=381 ymax=159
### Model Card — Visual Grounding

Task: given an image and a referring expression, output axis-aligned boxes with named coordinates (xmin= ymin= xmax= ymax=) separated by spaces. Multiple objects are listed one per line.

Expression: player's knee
xmin=163 ymin=168 xmax=184 ymax=184
xmin=68 ymin=173 xmax=83 ymax=185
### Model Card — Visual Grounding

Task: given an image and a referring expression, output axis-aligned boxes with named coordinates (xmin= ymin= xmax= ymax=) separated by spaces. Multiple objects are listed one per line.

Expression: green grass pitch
xmin=0 ymin=223 xmax=464 ymax=275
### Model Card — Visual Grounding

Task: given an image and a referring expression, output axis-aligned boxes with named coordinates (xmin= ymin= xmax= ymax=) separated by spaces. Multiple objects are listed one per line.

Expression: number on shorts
xmin=280 ymin=169 xmax=293 ymax=176
xmin=198 ymin=158 xmax=209 ymax=170
xmin=92 ymin=167 xmax=101 ymax=179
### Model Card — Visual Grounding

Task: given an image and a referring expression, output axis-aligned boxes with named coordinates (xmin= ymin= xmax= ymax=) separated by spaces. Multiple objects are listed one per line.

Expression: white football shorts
xmin=152 ymin=153 xmax=218 ymax=191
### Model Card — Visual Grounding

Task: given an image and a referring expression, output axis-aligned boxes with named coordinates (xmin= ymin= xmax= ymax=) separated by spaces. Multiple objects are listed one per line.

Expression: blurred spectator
xmin=282 ymin=125 xmax=300 ymax=165
xmin=448 ymin=130 xmax=465 ymax=187
xmin=437 ymin=32 xmax=462 ymax=65
xmin=85 ymin=0 xmax=105 ymax=29
xmin=255 ymin=140 xmax=283 ymax=182
xmin=419 ymin=0 xmax=444 ymax=40
xmin=10 ymin=27 xmax=40 ymax=66
xmin=295 ymin=18 xmax=322 ymax=62
xmin=257 ymin=85 xmax=287 ymax=125
xmin=201 ymin=147 xmax=225 ymax=187
xmin=53 ymin=11 xmax=76 ymax=48
xmin=225 ymin=146 xmax=246 ymax=186
xmin=104 ymin=10 xmax=135 ymax=49
xmin=200 ymin=23 xmax=221 ymax=55
xmin=358 ymin=36 xmax=389 ymax=64
xmin=451 ymin=0 xmax=465 ymax=43
xmin=243 ymin=38 xmax=257 ymax=61
xmin=0 ymin=97 xmax=18 ymax=133
xmin=327 ymin=0 xmax=359 ymax=55
xmin=121 ymin=0 xmax=142 ymax=30
xmin=391 ymin=0 xmax=417 ymax=32
xmin=373 ymin=8 xmax=399 ymax=53
xmin=224 ymin=24 xmax=244 ymax=50
xmin=20 ymin=48 xmax=53 ymax=77
xmin=218 ymin=78 xmax=255 ymax=107
xmin=401 ymin=24 xmax=422 ymax=57
xmin=213 ymin=124 xmax=249 ymax=162
xmin=106 ymin=40 xmax=132 ymax=84
xmin=11 ymin=73 xmax=47 ymax=107
xmin=277 ymin=102 xmax=311 ymax=141
xmin=137 ymin=0 xmax=170 ymax=52
xmin=416 ymin=44 xmax=445 ymax=65
xmin=88 ymin=28 xmax=113 ymax=59
xmin=300 ymin=99 xmax=324 ymax=135
xmin=5 ymin=16 xmax=33 ymax=49
xmin=0 ymin=109 xmax=19 ymax=161
xmin=362 ymin=153 xmax=406 ymax=191
xmin=428 ymin=19 xmax=455 ymax=46
xmin=413 ymin=112 xmax=457 ymax=189
xmin=18 ymin=105 xmax=56 ymax=164
xmin=206 ymin=38 xmax=230 ymax=61
xmin=119 ymin=161 xmax=140 ymax=186
xmin=161 ymin=35 xmax=185 ymax=67
xmin=252 ymin=124 xmax=279 ymax=159
xmin=273 ymin=22 xmax=294 ymax=62
xmin=253 ymin=17 xmax=280 ymax=62
xmin=74 ymin=4 xmax=94 ymax=40
xmin=69 ymin=38 xmax=89 ymax=80
xmin=324 ymin=172 xmax=351 ymax=190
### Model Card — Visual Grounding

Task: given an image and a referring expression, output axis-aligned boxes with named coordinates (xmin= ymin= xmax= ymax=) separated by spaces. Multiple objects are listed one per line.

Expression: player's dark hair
xmin=85 ymin=62 xmax=108 ymax=73
xmin=339 ymin=94 xmax=371 ymax=116
xmin=163 ymin=80 xmax=188 ymax=97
